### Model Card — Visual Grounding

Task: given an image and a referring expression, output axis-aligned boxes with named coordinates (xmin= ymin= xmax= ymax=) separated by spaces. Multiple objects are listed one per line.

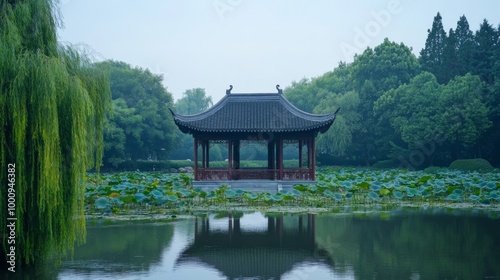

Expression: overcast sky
xmin=57 ymin=0 xmax=500 ymax=103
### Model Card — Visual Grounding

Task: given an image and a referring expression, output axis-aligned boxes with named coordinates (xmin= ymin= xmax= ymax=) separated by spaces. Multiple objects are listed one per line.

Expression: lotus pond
xmin=84 ymin=168 xmax=500 ymax=215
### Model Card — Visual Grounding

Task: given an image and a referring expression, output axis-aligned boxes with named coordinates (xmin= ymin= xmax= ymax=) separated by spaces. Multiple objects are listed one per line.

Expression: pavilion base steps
xmin=193 ymin=180 xmax=316 ymax=193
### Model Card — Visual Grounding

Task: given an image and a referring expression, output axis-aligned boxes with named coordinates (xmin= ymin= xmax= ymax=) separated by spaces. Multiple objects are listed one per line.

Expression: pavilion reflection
xmin=176 ymin=213 xmax=333 ymax=280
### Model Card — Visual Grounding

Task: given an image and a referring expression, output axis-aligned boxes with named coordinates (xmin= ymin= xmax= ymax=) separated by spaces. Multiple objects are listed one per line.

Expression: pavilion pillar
xmin=306 ymin=139 xmax=311 ymax=168
xmin=312 ymin=136 xmax=316 ymax=180
xmin=205 ymin=140 xmax=210 ymax=168
xmin=228 ymin=140 xmax=233 ymax=180
xmin=201 ymin=141 xmax=206 ymax=168
xmin=276 ymin=139 xmax=284 ymax=180
xmin=306 ymin=138 xmax=313 ymax=179
xmin=298 ymin=140 xmax=303 ymax=168
xmin=233 ymin=140 xmax=240 ymax=169
xmin=194 ymin=137 xmax=199 ymax=180
xmin=267 ymin=140 xmax=275 ymax=179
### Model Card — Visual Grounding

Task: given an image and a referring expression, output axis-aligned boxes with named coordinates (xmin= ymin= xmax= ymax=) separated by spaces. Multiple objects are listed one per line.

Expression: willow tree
xmin=0 ymin=0 xmax=110 ymax=267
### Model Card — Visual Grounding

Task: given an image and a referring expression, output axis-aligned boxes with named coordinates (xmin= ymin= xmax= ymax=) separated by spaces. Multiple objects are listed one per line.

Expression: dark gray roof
xmin=170 ymin=93 xmax=337 ymax=134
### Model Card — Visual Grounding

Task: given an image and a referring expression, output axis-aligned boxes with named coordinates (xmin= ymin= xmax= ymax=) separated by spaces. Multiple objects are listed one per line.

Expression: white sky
xmin=57 ymin=0 xmax=500 ymax=103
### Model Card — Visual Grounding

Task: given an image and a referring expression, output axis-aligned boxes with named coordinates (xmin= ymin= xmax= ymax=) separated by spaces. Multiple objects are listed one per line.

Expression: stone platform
xmin=193 ymin=180 xmax=316 ymax=193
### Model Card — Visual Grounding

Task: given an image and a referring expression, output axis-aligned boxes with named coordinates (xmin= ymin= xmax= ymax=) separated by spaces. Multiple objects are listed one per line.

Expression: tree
xmin=376 ymin=72 xmax=491 ymax=164
xmin=104 ymin=98 xmax=143 ymax=165
xmin=283 ymin=78 xmax=317 ymax=112
xmin=454 ymin=15 xmax=475 ymax=76
xmin=170 ymin=88 xmax=213 ymax=160
xmin=98 ymin=61 xmax=176 ymax=166
xmin=442 ymin=28 xmax=460 ymax=83
xmin=439 ymin=74 xmax=491 ymax=159
xmin=352 ymin=39 xmax=420 ymax=164
xmin=1 ymin=0 xmax=110 ymax=266
xmin=174 ymin=88 xmax=213 ymax=115
xmin=375 ymin=72 xmax=443 ymax=166
xmin=420 ymin=12 xmax=448 ymax=83
xmin=314 ymin=90 xmax=361 ymax=156
xmin=472 ymin=19 xmax=498 ymax=85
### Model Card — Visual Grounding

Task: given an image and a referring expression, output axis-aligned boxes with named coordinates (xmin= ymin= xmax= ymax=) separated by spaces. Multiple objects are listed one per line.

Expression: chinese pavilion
xmin=170 ymin=85 xmax=338 ymax=189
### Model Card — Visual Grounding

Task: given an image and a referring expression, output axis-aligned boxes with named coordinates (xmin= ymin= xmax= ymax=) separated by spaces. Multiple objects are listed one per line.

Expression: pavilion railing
xmin=282 ymin=168 xmax=313 ymax=180
xmin=196 ymin=168 xmax=313 ymax=181
xmin=196 ymin=169 xmax=230 ymax=181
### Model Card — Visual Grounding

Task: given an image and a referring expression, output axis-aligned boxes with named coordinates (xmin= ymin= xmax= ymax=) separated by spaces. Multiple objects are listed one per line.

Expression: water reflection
xmin=315 ymin=208 xmax=500 ymax=279
xmin=62 ymin=223 xmax=174 ymax=274
xmin=177 ymin=213 xmax=335 ymax=279
xmin=4 ymin=208 xmax=500 ymax=279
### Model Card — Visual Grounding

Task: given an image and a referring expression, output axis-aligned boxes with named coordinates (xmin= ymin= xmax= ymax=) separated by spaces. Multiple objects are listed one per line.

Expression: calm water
xmin=7 ymin=207 xmax=500 ymax=280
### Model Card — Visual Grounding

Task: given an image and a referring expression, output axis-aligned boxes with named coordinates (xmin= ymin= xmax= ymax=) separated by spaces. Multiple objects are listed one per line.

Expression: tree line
xmin=284 ymin=13 xmax=500 ymax=168
xmin=98 ymin=12 xmax=499 ymax=169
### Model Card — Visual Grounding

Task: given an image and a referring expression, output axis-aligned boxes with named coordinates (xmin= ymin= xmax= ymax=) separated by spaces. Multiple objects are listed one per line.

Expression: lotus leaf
xmin=393 ymin=191 xmax=404 ymax=199
xmin=333 ymin=193 xmax=343 ymax=201
xmin=245 ymin=193 xmax=259 ymax=200
xmin=150 ymin=190 xmax=163 ymax=199
xmin=166 ymin=195 xmax=179 ymax=202
xmin=368 ymin=191 xmax=380 ymax=200
xmin=134 ymin=192 xmax=146 ymax=202
xmin=95 ymin=197 xmax=110 ymax=209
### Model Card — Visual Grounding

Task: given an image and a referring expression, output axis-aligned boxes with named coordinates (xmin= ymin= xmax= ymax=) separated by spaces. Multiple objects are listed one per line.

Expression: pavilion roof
xmin=170 ymin=92 xmax=338 ymax=134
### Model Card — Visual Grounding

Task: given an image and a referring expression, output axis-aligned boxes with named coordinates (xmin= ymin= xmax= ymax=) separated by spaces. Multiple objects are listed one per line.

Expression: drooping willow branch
xmin=1 ymin=0 xmax=111 ymax=266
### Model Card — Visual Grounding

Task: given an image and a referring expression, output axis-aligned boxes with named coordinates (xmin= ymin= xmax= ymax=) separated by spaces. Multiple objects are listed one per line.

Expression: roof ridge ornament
xmin=276 ymin=84 xmax=283 ymax=94
xmin=226 ymin=85 xmax=233 ymax=95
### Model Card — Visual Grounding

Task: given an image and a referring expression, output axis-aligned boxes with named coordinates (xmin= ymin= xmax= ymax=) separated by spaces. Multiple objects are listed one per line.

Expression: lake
xmin=6 ymin=207 xmax=500 ymax=279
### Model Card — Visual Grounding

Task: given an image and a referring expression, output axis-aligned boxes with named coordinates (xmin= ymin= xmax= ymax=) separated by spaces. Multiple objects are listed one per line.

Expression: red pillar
xmin=233 ymin=140 xmax=240 ymax=169
xmin=307 ymin=139 xmax=311 ymax=168
xmin=311 ymin=136 xmax=316 ymax=180
xmin=205 ymin=140 xmax=210 ymax=168
xmin=228 ymin=140 xmax=233 ymax=180
xmin=306 ymin=139 xmax=313 ymax=179
xmin=298 ymin=140 xmax=303 ymax=168
xmin=278 ymin=139 xmax=284 ymax=180
xmin=201 ymin=141 xmax=205 ymax=168
xmin=194 ymin=137 xmax=198 ymax=180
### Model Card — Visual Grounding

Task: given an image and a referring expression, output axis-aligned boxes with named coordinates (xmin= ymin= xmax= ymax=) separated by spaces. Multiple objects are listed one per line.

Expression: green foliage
xmin=98 ymin=60 xmax=176 ymax=166
xmin=174 ymin=88 xmax=213 ymax=115
xmin=0 ymin=0 xmax=110 ymax=266
xmin=439 ymin=74 xmax=491 ymax=147
xmin=420 ymin=12 xmax=448 ymax=83
xmin=423 ymin=166 xmax=445 ymax=174
xmin=375 ymin=72 xmax=442 ymax=150
xmin=371 ymin=160 xmax=399 ymax=169
xmin=170 ymin=88 xmax=213 ymax=160
xmin=353 ymin=39 xmax=421 ymax=164
xmin=283 ymin=14 xmax=500 ymax=167
xmin=449 ymin=158 xmax=494 ymax=171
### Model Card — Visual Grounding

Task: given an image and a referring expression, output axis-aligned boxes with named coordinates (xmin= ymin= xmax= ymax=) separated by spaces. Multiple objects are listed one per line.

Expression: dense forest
xmin=286 ymin=13 xmax=500 ymax=168
xmin=101 ymin=13 xmax=500 ymax=169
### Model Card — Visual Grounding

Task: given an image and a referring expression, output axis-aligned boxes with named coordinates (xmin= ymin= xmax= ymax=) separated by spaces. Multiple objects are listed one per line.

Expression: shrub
xmin=371 ymin=159 xmax=399 ymax=169
xmin=449 ymin=158 xmax=494 ymax=171
xmin=423 ymin=166 xmax=444 ymax=174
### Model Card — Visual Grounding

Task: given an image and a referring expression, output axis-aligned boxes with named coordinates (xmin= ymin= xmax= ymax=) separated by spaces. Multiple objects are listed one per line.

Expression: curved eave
xmin=169 ymin=93 xmax=339 ymax=135
xmin=171 ymin=112 xmax=337 ymax=135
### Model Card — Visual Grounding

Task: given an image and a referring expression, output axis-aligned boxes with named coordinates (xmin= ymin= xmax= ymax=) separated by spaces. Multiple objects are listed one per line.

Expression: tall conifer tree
xmin=455 ymin=15 xmax=475 ymax=76
xmin=420 ymin=12 xmax=448 ymax=84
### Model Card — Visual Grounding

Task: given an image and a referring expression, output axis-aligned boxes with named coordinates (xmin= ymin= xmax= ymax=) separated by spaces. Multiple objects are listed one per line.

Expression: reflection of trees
xmin=61 ymin=223 xmax=174 ymax=273
xmin=315 ymin=211 xmax=500 ymax=279
xmin=1 ymin=223 xmax=175 ymax=279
